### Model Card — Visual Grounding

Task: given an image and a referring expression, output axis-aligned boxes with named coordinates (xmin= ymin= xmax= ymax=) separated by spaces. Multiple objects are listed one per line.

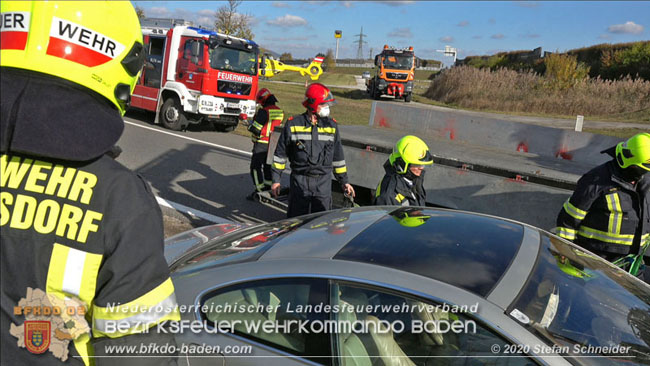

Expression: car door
xmin=330 ymin=281 xmax=542 ymax=366
xmin=178 ymin=277 xmax=331 ymax=366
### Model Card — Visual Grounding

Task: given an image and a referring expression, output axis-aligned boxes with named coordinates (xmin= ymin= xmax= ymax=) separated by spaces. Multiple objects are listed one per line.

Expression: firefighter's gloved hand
xmin=343 ymin=183 xmax=355 ymax=198
xmin=271 ymin=183 xmax=282 ymax=198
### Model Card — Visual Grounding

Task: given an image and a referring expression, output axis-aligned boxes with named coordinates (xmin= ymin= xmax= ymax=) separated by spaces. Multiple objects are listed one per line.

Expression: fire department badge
xmin=25 ymin=321 xmax=51 ymax=354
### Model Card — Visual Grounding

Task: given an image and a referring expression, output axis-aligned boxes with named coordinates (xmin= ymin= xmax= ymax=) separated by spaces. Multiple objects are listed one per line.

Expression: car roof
xmin=259 ymin=207 xmax=530 ymax=297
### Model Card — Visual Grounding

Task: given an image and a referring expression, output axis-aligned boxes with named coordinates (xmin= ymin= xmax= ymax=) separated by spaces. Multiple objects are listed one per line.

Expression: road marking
xmin=123 ymin=120 xmax=252 ymax=157
xmin=156 ymin=196 xmax=231 ymax=224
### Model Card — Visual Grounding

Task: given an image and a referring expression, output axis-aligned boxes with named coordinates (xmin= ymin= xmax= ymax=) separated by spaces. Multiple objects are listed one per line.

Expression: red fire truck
xmin=130 ymin=25 xmax=260 ymax=132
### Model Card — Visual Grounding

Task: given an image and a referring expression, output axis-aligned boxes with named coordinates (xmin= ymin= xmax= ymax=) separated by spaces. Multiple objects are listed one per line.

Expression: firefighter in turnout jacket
xmin=555 ymin=133 xmax=650 ymax=262
xmin=1 ymin=2 xmax=179 ymax=365
xmin=374 ymin=136 xmax=433 ymax=206
xmin=248 ymin=88 xmax=284 ymax=196
xmin=271 ymin=83 xmax=355 ymax=217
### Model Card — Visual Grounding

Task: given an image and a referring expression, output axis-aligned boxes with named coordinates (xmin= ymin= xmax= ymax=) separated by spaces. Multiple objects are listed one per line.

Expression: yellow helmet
xmin=616 ymin=133 xmax=650 ymax=172
xmin=389 ymin=135 xmax=434 ymax=174
xmin=0 ymin=1 xmax=144 ymax=115
xmin=391 ymin=208 xmax=430 ymax=228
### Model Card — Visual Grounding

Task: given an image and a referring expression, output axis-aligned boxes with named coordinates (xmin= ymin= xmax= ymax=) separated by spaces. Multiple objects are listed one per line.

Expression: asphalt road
xmin=117 ymin=110 xmax=286 ymax=225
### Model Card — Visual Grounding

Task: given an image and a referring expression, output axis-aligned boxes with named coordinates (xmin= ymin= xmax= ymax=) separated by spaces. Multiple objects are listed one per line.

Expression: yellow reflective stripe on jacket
xmin=555 ymin=227 xmax=577 ymax=240
xmin=268 ymin=110 xmax=284 ymax=121
xmin=273 ymin=156 xmax=286 ymax=170
xmin=375 ymin=182 xmax=381 ymax=197
xmin=605 ymin=193 xmax=623 ymax=234
xmin=46 ymin=243 xmax=103 ymax=366
xmin=578 ymin=226 xmax=635 ymax=245
xmin=92 ymin=278 xmax=180 ymax=338
xmin=251 ymin=122 xmax=263 ymax=130
xmin=290 ymin=126 xmax=312 ymax=133
xmin=333 ymin=160 xmax=346 ymax=174
xmin=396 ymin=193 xmax=405 ymax=203
xmin=563 ymin=200 xmax=587 ymax=220
xmin=318 ymin=127 xmax=336 ymax=134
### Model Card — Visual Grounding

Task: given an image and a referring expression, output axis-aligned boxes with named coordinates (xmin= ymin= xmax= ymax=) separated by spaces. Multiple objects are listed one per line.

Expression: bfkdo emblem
xmin=25 ymin=321 xmax=51 ymax=354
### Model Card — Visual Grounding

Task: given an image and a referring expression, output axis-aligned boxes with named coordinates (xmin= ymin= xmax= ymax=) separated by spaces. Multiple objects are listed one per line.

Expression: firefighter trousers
xmin=288 ymin=173 xmax=332 ymax=218
xmin=250 ymin=150 xmax=272 ymax=192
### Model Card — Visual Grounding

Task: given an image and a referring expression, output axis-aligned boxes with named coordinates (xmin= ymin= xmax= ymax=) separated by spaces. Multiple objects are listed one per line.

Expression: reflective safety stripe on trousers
xmin=47 ymin=243 xmax=103 ymax=366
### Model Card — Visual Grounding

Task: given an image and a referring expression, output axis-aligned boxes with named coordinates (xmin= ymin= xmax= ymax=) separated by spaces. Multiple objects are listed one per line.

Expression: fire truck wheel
xmin=404 ymin=92 xmax=412 ymax=103
xmin=161 ymin=98 xmax=187 ymax=131
xmin=372 ymin=87 xmax=380 ymax=100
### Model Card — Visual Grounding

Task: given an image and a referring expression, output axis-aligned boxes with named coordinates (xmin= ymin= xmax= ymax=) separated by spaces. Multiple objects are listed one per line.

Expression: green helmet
xmin=389 ymin=135 xmax=434 ymax=174
xmin=616 ymin=133 xmax=650 ymax=172
xmin=552 ymin=254 xmax=593 ymax=280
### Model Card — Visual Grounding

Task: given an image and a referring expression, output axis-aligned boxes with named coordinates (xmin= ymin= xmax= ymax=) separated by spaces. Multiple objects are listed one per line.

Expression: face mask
xmin=622 ymin=165 xmax=648 ymax=183
xmin=317 ymin=105 xmax=330 ymax=118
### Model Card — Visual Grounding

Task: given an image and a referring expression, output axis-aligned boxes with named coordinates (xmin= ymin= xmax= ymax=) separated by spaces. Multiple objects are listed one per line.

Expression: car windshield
xmin=209 ymin=46 xmax=257 ymax=75
xmin=383 ymin=55 xmax=413 ymax=70
xmin=170 ymin=218 xmax=304 ymax=273
xmin=509 ymin=233 xmax=650 ymax=366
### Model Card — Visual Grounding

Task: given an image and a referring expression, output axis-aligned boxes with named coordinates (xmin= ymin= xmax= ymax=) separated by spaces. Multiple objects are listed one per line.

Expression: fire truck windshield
xmin=383 ymin=55 xmax=413 ymax=70
xmin=209 ymin=46 xmax=257 ymax=75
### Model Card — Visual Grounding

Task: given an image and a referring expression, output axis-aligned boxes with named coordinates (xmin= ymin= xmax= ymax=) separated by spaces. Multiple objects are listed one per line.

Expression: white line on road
xmin=124 ymin=120 xmax=252 ymax=157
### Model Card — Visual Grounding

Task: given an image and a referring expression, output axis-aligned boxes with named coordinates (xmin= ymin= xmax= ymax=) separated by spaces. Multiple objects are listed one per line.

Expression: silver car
xmin=362 ymin=71 xmax=371 ymax=79
xmin=166 ymin=206 xmax=650 ymax=366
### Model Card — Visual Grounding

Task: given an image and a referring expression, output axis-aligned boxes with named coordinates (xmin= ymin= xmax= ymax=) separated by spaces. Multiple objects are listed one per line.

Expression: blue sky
xmin=135 ymin=1 xmax=649 ymax=66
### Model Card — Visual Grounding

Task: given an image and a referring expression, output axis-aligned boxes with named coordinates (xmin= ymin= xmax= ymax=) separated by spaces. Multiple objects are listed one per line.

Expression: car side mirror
xmin=374 ymin=55 xmax=380 ymax=66
xmin=191 ymin=41 xmax=201 ymax=64
xmin=208 ymin=35 xmax=219 ymax=49
xmin=260 ymin=55 xmax=267 ymax=76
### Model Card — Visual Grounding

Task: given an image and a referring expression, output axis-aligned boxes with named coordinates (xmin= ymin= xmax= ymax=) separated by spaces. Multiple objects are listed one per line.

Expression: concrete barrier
xmin=369 ymin=101 xmax=622 ymax=166
xmin=338 ymin=101 xmax=625 ymax=230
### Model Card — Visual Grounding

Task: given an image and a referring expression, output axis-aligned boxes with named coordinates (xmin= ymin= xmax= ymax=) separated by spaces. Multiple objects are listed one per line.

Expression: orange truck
xmin=367 ymin=45 xmax=418 ymax=102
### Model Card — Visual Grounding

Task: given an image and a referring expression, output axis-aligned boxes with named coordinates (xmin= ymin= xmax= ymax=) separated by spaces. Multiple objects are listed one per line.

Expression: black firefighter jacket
xmin=271 ymin=113 xmax=349 ymax=185
xmin=555 ymin=160 xmax=650 ymax=257
xmin=1 ymin=70 xmax=179 ymax=366
xmin=373 ymin=160 xmax=427 ymax=207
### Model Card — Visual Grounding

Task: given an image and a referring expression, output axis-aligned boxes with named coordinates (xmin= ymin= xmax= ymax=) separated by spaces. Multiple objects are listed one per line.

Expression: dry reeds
xmin=425 ymin=66 xmax=650 ymax=117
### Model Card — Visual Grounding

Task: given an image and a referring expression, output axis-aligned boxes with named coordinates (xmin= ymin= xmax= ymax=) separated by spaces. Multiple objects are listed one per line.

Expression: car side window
xmin=332 ymin=282 xmax=538 ymax=366
xmin=200 ymin=278 xmax=329 ymax=363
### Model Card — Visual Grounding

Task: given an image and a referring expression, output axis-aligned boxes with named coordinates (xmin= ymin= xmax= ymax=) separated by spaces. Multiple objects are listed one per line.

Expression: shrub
xmin=544 ymin=53 xmax=590 ymax=89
